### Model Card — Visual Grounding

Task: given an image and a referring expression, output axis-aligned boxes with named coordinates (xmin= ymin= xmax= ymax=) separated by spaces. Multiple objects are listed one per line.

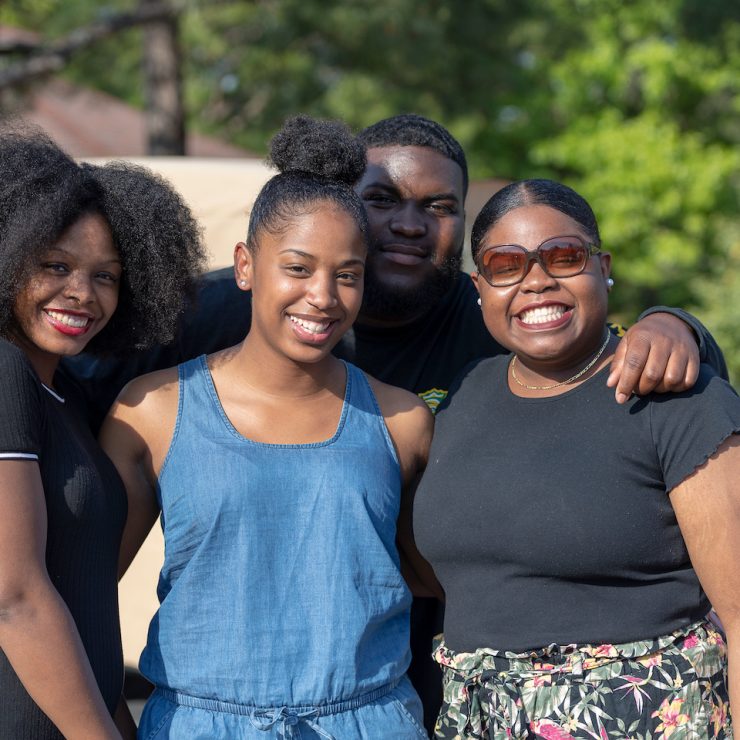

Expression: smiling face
xmin=235 ymin=203 xmax=366 ymax=366
xmin=11 ymin=212 xmax=121 ymax=383
xmin=355 ymin=145 xmax=465 ymax=325
xmin=471 ymin=204 xmax=612 ymax=377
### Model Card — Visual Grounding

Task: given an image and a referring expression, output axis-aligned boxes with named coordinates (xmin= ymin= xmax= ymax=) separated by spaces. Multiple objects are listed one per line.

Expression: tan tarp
xmin=85 ymin=156 xmax=274 ymax=271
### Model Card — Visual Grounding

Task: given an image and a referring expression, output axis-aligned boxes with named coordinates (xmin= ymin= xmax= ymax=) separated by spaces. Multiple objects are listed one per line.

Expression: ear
xmin=598 ymin=252 xmax=612 ymax=280
xmin=470 ymin=270 xmax=481 ymax=295
xmin=234 ymin=242 xmax=253 ymax=291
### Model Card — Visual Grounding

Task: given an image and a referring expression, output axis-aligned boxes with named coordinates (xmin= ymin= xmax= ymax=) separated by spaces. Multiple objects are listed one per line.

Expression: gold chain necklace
xmin=510 ymin=328 xmax=612 ymax=391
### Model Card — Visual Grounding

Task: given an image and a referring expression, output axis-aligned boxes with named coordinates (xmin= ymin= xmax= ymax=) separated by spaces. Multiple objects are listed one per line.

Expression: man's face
xmin=355 ymin=145 xmax=465 ymax=325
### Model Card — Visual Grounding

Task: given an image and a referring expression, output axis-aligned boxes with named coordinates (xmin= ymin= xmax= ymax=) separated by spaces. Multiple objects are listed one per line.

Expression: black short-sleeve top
xmin=0 ymin=339 xmax=127 ymax=738
xmin=414 ymin=355 xmax=740 ymax=653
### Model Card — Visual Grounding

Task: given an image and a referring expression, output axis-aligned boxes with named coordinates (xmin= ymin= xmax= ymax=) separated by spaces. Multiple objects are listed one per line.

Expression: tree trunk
xmin=141 ymin=1 xmax=185 ymax=155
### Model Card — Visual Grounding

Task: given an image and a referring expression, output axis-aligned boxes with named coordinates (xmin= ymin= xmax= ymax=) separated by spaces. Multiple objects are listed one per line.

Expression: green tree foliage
xmin=526 ymin=1 xmax=739 ymax=337
xmin=3 ymin=0 xmax=738 ymax=381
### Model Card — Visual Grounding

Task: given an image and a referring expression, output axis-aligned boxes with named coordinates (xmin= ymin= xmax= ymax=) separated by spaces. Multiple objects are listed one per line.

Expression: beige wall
xmin=86 ymin=156 xmax=275 ymax=270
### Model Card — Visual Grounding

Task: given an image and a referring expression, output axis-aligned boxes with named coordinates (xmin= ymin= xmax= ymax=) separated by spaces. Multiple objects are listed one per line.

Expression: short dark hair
xmin=358 ymin=113 xmax=469 ymax=196
xmin=471 ymin=178 xmax=601 ymax=263
xmin=0 ymin=123 xmax=206 ymax=355
xmin=246 ymin=115 xmax=369 ymax=251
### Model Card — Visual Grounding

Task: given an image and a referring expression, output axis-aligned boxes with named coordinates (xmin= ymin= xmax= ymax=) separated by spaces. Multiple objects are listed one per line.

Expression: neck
xmin=8 ymin=334 xmax=60 ymax=387
xmin=225 ymin=333 xmax=345 ymax=399
xmin=510 ymin=328 xmax=615 ymax=393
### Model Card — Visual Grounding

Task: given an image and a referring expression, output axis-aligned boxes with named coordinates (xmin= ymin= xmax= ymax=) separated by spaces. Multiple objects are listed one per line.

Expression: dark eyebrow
xmin=337 ymin=258 xmax=366 ymax=267
xmin=44 ymin=247 xmax=121 ymax=265
xmin=360 ymin=181 xmax=398 ymax=193
xmin=424 ymin=192 xmax=460 ymax=203
xmin=278 ymin=249 xmax=365 ymax=268
xmin=360 ymin=182 xmax=459 ymax=204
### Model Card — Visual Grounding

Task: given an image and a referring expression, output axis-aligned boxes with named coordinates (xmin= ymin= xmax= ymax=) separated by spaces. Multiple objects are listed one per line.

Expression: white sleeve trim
xmin=42 ymin=384 xmax=65 ymax=403
xmin=0 ymin=452 xmax=39 ymax=461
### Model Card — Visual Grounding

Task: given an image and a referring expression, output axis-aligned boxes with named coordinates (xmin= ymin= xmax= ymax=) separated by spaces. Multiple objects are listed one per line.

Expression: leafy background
xmin=2 ymin=0 xmax=738 ymax=382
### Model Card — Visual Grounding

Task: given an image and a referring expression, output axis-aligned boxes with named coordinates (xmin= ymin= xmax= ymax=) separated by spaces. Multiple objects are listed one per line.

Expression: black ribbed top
xmin=0 ymin=339 xmax=126 ymax=738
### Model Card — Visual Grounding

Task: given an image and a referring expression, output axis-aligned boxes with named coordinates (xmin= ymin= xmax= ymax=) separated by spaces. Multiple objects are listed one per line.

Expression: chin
xmin=362 ymin=264 xmax=459 ymax=323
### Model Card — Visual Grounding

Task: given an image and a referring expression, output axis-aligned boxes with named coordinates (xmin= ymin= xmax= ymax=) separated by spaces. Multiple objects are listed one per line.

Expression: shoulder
xmin=0 ymin=341 xmax=47 ymax=455
xmin=366 ymin=373 xmax=434 ymax=463
xmin=457 ymin=354 xmax=505 ymax=382
xmin=0 ymin=338 xmax=34 ymax=375
xmin=632 ymin=363 xmax=740 ymax=492
xmin=437 ymin=355 xmax=507 ymax=413
xmin=0 ymin=339 xmax=42 ymax=403
xmin=105 ymin=364 xmax=181 ymax=447
xmin=367 ymin=374 xmax=432 ymax=424
xmin=111 ymin=365 xmax=180 ymax=422
xmin=649 ymin=363 xmax=739 ymax=409
xmin=101 ymin=363 xmax=183 ymax=471
xmin=693 ymin=363 xmax=736 ymax=395
xmin=643 ymin=363 xmax=740 ymax=436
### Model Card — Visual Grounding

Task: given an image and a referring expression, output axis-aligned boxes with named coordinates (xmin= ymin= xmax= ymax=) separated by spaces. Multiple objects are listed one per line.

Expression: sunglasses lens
xmin=480 ymin=246 xmax=526 ymax=285
xmin=540 ymin=239 xmax=588 ymax=276
xmin=479 ymin=238 xmax=593 ymax=286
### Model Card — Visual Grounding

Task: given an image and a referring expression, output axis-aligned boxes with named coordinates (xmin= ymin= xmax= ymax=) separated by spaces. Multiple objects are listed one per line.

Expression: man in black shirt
xmin=63 ymin=114 xmax=726 ymax=734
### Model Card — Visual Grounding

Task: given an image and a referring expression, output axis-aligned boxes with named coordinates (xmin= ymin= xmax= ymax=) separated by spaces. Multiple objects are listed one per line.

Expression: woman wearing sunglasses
xmin=413 ymin=179 xmax=739 ymax=738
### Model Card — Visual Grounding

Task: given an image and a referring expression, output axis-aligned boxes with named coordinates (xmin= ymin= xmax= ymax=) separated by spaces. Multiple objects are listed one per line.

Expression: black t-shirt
xmin=414 ymin=355 xmax=740 ymax=653
xmin=0 ymin=340 xmax=127 ymax=738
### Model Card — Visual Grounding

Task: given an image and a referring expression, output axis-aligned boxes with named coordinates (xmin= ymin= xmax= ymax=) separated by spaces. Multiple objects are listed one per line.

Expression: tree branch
xmin=0 ymin=40 xmax=41 ymax=56
xmin=0 ymin=3 xmax=179 ymax=90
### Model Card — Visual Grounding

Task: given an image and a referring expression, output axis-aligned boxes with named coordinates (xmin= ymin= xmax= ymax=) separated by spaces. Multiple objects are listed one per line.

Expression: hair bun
xmin=268 ymin=115 xmax=366 ymax=186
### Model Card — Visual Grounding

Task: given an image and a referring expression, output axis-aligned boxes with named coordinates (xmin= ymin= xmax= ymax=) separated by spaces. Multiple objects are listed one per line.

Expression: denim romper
xmin=137 ymin=357 xmax=426 ymax=739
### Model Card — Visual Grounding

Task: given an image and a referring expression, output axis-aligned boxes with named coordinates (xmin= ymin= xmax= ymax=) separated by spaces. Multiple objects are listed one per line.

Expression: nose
xmin=389 ymin=202 xmax=426 ymax=237
xmin=519 ymin=257 xmax=558 ymax=292
xmin=306 ymin=273 xmax=338 ymax=310
xmin=63 ymin=270 xmax=96 ymax=304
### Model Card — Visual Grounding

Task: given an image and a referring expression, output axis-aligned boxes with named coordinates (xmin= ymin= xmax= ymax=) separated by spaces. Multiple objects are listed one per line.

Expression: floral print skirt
xmin=432 ymin=619 xmax=731 ymax=739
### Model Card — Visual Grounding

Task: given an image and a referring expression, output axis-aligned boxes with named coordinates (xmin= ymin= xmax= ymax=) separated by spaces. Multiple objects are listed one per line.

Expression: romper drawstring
xmin=154 ymin=680 xmax=401 ymax=738
xmin=249 ymin=706 xmax=336 ymax=740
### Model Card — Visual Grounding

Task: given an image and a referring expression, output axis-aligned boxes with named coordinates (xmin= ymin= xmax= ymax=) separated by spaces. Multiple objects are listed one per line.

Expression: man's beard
xmin=359 ymin=249 xmax=462 ymax=324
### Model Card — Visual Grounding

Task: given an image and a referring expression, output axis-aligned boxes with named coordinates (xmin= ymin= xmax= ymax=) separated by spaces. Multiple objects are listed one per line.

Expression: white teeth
xmin=519 ymin=305 xmax=566 ymax=325
xmin=46 ymin=310 xmax=90 ymax=328
xmin=288 ymin=315 xmax=331 ymax=334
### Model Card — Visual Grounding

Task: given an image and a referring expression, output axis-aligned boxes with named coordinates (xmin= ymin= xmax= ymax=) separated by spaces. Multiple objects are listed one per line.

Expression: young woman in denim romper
xmin=102 ymin=116 xmax=434 ymax=739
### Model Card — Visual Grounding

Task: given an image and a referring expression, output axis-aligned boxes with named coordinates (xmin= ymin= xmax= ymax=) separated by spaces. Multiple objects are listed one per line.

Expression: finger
xmin=634 ymin=346 xmax=672 ymax=396
xmin=614 ymin=334 xmax=655 ymax=402
xmin=683 ymin=351 xmax=701 ymax=390
xmin=606 ymin=340 xmax=625 ymax=389
xmin=650 ymin=352 xmax=690 ymax=394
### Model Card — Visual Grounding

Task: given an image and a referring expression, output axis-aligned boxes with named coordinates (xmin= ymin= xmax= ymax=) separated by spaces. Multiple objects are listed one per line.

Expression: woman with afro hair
xmin=101 ymin=115 xmax=434 ymax=739
xmin=0 ymin=124 xmax=205 ymax=739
